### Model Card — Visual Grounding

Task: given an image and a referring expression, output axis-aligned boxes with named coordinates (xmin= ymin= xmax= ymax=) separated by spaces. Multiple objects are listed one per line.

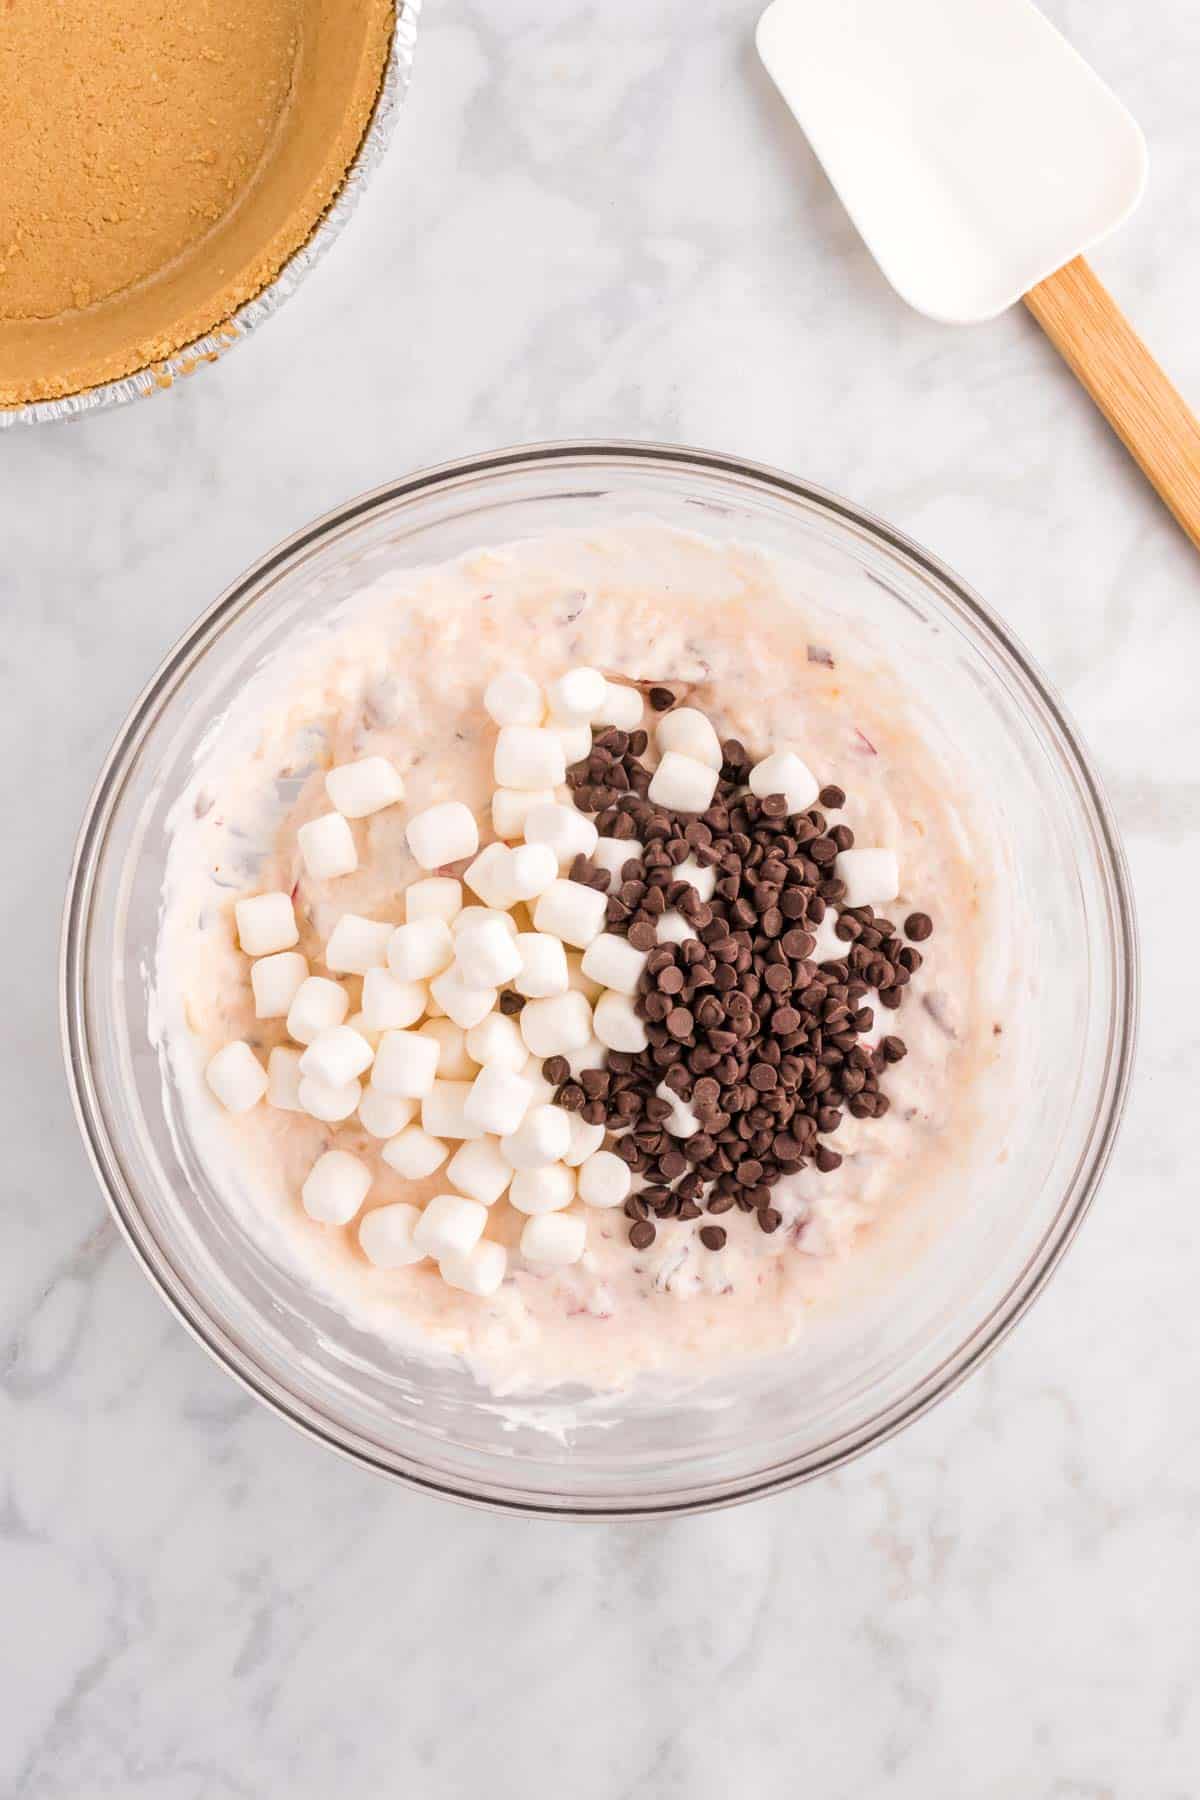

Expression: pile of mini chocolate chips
xmin=545 ymin=693 xmax=934 ymax=1252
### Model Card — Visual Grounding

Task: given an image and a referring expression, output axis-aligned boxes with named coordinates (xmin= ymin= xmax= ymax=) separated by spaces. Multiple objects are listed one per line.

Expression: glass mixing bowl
xmin=60 ymin=442 xmax=1137 ymax=1516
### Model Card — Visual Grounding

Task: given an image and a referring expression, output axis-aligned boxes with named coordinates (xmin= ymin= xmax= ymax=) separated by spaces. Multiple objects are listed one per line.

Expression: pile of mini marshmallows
xmin=205 ymin=669 xmax=650 ymax=1297
xmin=204 ymin=664 xmax=904 ymax=1299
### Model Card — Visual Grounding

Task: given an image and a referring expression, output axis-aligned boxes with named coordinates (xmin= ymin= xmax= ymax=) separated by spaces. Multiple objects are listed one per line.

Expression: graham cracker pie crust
xmin=0 ymin=0 xmax=394 ymax=408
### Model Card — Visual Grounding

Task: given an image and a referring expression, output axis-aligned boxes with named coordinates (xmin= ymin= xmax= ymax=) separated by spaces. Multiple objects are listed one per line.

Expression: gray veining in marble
xmin=2 ymin=1 xmax=1198 ymax=1793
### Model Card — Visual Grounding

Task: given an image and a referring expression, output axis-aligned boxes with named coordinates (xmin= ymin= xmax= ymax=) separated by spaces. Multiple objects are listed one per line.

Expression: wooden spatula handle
xmin=1023 ymin=256 xmax=1200 ymax=552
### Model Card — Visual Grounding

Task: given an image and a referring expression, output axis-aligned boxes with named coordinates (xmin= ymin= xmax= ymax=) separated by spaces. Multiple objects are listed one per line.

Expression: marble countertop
xmin=3 ymin=1 xmax=1198 ymax=1792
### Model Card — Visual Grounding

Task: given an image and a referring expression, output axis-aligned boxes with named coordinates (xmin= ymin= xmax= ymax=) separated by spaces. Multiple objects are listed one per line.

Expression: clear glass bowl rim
xmin=59 ymin=439 xmax=1139 ymax=1517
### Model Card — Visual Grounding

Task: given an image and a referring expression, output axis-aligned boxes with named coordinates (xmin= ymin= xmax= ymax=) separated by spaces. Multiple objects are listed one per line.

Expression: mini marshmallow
xmin=464 ymin=1063 xmax=534 ymax=1136
xmin=344 ymin=1012 xmax=380 ymax=1050
xmin=501 ymin=1103 xmax=572 ymax=1169
xmin=809 ymin=908 xmax=844 ymax=964
xmin=325 ymin=913 xmax=393 ymax=975
xmin=657 ymin=706 xmax=722 ymax=771
xmin=235 ymin=891 xmax=298 ymax=957
xmin=567 ymin=1039 xmax=608 ymax=1078
xmin=453 ymin=905 xmax=518 ymax=937
xmin=287 ymin=975 xmax=350 ymax=1043
xmin=465 ymin=1012 xmax=526 ymax=1073
xmin=509 ymin=1164 xmax=576 ymax=1215
xmin=418 ymin=1018 xmax=476 ymax=1079
xmin=521 ymin=1055 xmax=559 ymax=1107
xmin=563 ymin=1113 xmax=606 ymax=1168
xmin=361 ymin=968 xmax=427 ymax=1031
xmin=656 ymin=1079 xmax=700 ymax=1138
xmin=429 ymin=964 xmax=497 ymax=1030
xmin=251 ymin=950 xmax=308 ymax=1019
xmin=520 ymin=1211 xmax=587 ymax=1264
xmin=673 ymin=856 xmax=716 ymax=902
xmin=371 ymin=1028 xmax=441 ymax=1098
xmin=387 ymin=918 xmax=455 ymax=982
xmin=358 ymin=1203 xmax=424 ymax=1268
xmin=381 ymin=1126 xmax=449 ymax=1179
xmin=552 ymin=721 xmax=593 ymax=766
xmin=484 ymin=670 xmax=544 ymax=727
xmin=566 ymin=953 xmax=604 ymax=1002
xmin=302 ymin=1150 xmax=371 ymax=1225
xmin=836 ymin=848 xmax=900 ymax=909
xmin=514 ymin=931 xmax=570 ymax=999
xmin=546 ymin=666 xmax=606 ymax=722
xmin=593 ymin=990 xmax=649 ymax=1052
xmin=581 ymin=932 xmax=647 ymax=996
xmin=298 ymin=1074 xmax=361 ymax=1122
xmin=462 ymin=842 xmax=518 ymax=910
xmin=492 ymin=785 xmax=556 ymax=841
xmin=446 ymin=1136 xmax=513 ymax=1206
xmin=454 ymin=918 xmax=523 ymax=989
xmin=412 ymin=1194 xmax=488 ymax=1259
xmin=656 ymin=911 xmax=697 ymax=947
xmin=206 ymin=1041 xmax=268 ymax=1113
xmin=494 ymin=725 xmax=566 ymax=791
xmin=532 ymin=878 xmax=607 ymax=949
xmin=593 ymin=681 xmax=644 ymax=731
xmin=507 ymin=841 xmax=559 ymax=900
xmin=405 ymin=876 xmax=463 ymax=925
xmin=439 ymin=1238 xmax=507 ymax=1297
xmin=648 ymin=750 xmax=718 ymax=814
xmin=406 ymin=800 xmax=479 ymax=871
xmin=520 ymin=991 xmax=594 ymax=1058
xmin=421 ymin=1079 xmax=483 ymax=1141
xmin=267 ymin=1046 xmax=304 ymax=1112
xmin=591 ymin=836 xmax=639 ymax=879
xmin=298 ymin=811 xmax=358 ymax=881
xmin=325 ymin=755 xmax=404 ymax=819
xmin=748 ymin=749 xmax=819 ymax=815
xmin=577 ymin=1149 xmax=632 ymax=1208
xmin=523 ymin=801 xmax=598 ymax=871
xmin=357 ymin=1088 xmax=417 ymax=1139
xmin=300 ymin=1024 xmax=374 ymax=1088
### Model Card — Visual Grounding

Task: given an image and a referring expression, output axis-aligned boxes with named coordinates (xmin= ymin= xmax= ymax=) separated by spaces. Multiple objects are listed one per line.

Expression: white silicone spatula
xmin=758 ymin=0 xmax=1200 ymax=550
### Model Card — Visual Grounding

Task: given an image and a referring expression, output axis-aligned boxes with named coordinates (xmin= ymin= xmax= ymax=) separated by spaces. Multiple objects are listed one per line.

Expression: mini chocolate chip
xmin=648 ymin=687 xmax=676 ymax=712
xmin=629 ymin=1219 xmax=657 ymax=1249
xmin=757 ymin=1207 xmax=782 ymax=1233
xmin=699 ymin=1225 xmax=727 ymax=1250
xmin=818 ymin=784 xmax=846 ymax=810
xmin=881 ymin=1035 xmax=907 ymax=1062
xmin=904 ymin=911 xmax=933 ymax=941
xmin=498 ymin=990 xmax=525 ymax=1014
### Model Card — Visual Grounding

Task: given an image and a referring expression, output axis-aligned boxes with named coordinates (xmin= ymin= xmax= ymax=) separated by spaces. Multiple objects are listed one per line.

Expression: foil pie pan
xmin=1 ymin=0 xmax=420 ymax=431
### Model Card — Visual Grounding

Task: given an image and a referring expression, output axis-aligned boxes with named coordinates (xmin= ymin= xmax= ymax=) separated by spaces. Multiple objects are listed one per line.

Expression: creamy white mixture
xmin=158 ymin=524 xmax=1014 ymax=1395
